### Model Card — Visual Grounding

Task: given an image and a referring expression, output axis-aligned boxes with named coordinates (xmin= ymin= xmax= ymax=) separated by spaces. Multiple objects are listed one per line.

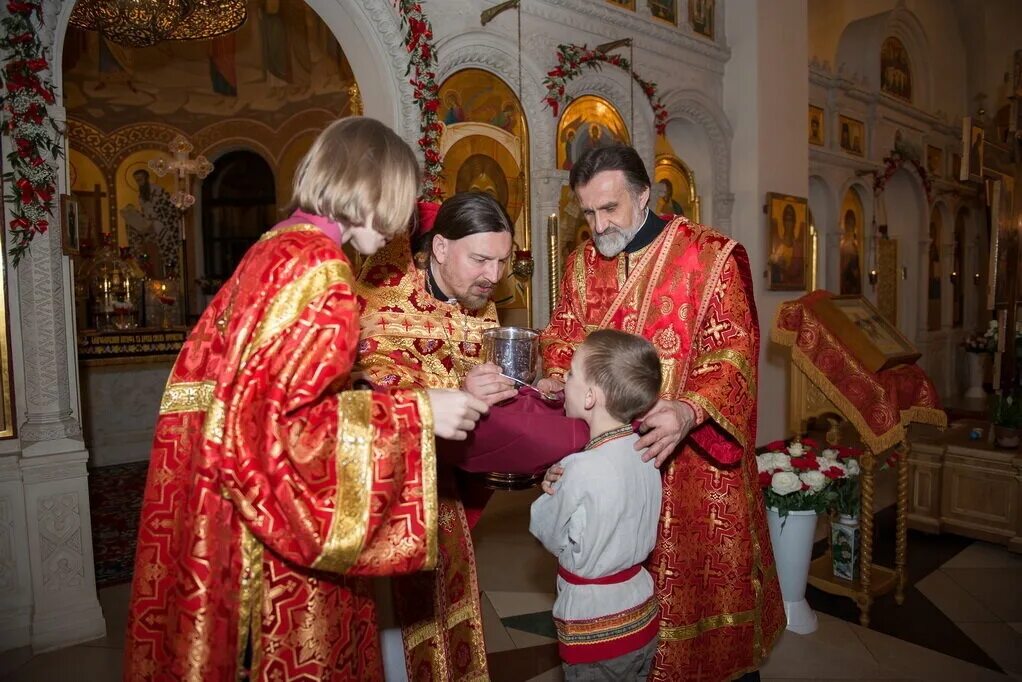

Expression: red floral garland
xmin=0 ymin=0 xmax=62 ymax=265
xmin=395 ymin=1 xmax=443 ymax=202
xmin=874 ymin=152 xmax=932 ymax=204
xmin=543 ymin=43 xmax=669 ymax=135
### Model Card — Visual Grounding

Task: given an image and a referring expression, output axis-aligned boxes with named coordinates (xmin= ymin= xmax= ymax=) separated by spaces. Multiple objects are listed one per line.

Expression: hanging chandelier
xmin=69 ymin=0 xmax=248 ymax=49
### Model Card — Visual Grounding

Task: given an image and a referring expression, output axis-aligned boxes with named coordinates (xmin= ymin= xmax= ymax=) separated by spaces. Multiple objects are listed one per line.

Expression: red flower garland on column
xmin=0 ymin=0 xmax=63 ymax=265
xmin=394 ymin=0 xmax=443 ymax=202
xmin=543 ymin=44 xmax=669 ymax=135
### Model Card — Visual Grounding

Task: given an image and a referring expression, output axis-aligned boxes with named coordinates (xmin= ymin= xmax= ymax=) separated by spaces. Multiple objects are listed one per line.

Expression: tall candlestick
xmin=547 ymin=213 xmax=560 ymax=315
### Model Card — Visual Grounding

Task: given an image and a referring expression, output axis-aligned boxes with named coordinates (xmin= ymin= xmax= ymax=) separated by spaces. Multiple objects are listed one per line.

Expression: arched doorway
xmin=881 ymin=168 xmax=926 ymax=341
xmin=200 ymin=150 xmax=277 ymax=283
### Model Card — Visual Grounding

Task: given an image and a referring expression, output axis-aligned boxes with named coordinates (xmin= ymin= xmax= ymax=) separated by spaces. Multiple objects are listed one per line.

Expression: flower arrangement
xmin=543 ymin=44 xmax=669 ymax=135
xmin=962 ymin=320 xmax=999 ymax=353
xmin=757 ymin=438 xmax=862 ymax=518
xmin=0 ymin=0 xmax=63 ymax=265
xmin=394 ymin=0 xmax=443 ymax=202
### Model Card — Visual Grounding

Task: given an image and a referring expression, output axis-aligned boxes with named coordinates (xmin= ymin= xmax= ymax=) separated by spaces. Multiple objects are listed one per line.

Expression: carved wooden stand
xmin=788 ymin=364 xmax=909 ymax=627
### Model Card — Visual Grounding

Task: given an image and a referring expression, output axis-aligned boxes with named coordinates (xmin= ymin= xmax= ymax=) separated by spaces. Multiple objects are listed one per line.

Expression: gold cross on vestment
xmin=704 ymin=317 xmax=729 ymax=345
xmin=652 ymin=554 xmax=677 ymax=589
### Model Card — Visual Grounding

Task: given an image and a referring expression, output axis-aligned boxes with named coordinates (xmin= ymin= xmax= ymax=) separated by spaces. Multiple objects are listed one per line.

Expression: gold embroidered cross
xmin=652 ymin=554 xmax=677 ymax=589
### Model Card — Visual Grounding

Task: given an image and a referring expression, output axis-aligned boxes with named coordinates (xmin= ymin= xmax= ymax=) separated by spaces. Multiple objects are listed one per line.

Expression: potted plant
xmin=756 ymin=437 xmax=838 ymax=635
xmin=990 ymin=390 xmax=1021 ymax=449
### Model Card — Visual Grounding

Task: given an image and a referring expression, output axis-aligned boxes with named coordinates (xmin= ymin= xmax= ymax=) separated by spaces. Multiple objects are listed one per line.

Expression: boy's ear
xmin=584 ymin=387 xmax=597 ymax=411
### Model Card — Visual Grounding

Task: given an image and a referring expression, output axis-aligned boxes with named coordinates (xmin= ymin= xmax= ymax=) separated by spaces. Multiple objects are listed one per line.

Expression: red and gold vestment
xmin=354 ymin=236 xmax=497 ymax=681
xmin=541 ymin=216 xmax=785 ymax=682
xmin=124 ymin=220 xmax=437 ymax=681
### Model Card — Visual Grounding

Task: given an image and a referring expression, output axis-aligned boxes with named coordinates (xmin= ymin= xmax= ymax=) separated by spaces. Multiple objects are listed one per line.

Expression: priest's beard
xmin=592 ymin=205 xmax=646 ymax=258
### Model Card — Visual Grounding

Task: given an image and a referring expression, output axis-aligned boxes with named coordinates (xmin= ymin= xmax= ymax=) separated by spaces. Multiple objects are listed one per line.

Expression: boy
xmin=530 ymin=329 xmax=663 ymax=681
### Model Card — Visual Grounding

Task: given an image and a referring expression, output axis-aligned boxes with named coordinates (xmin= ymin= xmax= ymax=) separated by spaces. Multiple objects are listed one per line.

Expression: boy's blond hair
xmin=581 ymin=329 xmax=662 ymax=423
xmin=289 ymin=117 xmax=420 ymax=237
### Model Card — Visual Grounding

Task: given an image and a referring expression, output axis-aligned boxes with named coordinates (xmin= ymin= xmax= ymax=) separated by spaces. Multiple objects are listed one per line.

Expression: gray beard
xmin=592 ymin=207 xmax=646 ymax=258
xmin=593 ymin=227 xmax=635 ymax=257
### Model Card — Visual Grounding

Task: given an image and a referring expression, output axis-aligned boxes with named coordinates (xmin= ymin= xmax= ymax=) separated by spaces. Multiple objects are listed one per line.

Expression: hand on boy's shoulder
xmin=541 ymin=463 xmax=565 ymax=495
xmin=636 ymin=399 xmax=697 ymax=468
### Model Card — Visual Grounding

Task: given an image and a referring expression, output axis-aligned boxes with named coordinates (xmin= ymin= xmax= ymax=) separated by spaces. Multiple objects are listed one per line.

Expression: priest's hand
xmin=463 ymin=363 xmax=518 ymax=405
xmin=427 ymin=389 xmax=489 ymax=441
xmin=636 ymin=399 xmax=696 ymax=468
xmin=536 ymin=377 xmax=565 ymax=395
xmin=541 ymin=464 xmax=565 ymax=495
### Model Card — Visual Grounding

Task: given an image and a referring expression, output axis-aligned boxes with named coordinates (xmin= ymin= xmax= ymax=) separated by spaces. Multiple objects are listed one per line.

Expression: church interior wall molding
xmin=658 ymin=88 xmax=733 ymax=230
xmin=525 ymin=0 xmax=731 ymax=70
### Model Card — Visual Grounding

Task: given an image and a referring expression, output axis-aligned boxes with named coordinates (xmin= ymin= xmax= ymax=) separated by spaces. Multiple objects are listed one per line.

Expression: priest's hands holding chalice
xmin=427 ymin=389 xmax=489 ymax=441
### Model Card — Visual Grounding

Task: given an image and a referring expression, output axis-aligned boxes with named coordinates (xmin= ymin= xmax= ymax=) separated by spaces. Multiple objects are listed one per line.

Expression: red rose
xmin=16 ymin=138 xmax=32 ymax=157
xmin=821 ymin=466 xmax=844 ymax=480
xmin=35 ymin=219 xmax=48 ymax=233
xmin=764 ymin=440 xmax=787 ymax=452
xmin=790 ymin=455 xmax=819 ymax=471
xmin=10 ymin=217 xmax=31 ymax=231
xmin=758 ymin=470 xmax=772 ymax=487
xmin=424 ymin=99 xmax=439 ymax=113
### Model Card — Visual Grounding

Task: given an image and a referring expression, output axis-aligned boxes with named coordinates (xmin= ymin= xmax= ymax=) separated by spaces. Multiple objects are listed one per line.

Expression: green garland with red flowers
xmin=874 ymin=150 xmax=932 ymax=204
xmin=0 ymin=0 xmax=63 ymax=266
xmin=543 ymin=44 xmax=669 ymax=135
xmin=394 ymin=0 xmax=443 ymax=202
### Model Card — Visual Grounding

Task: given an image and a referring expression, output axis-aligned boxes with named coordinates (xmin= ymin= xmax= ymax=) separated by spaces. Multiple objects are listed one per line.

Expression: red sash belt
xmin=558 ymin=564 xmax=642 ymax=585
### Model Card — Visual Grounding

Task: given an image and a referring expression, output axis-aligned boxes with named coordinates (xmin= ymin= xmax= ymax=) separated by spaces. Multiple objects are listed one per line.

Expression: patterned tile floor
xmin=2 ymin=485 xmax=1021 ymax=681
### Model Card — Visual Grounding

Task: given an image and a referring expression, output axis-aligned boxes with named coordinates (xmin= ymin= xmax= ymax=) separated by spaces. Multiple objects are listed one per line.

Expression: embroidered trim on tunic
xmin=554 ymin=596 xmax=659 ymax=664
xmin=312 ymin=391 xmax=374 ymax=573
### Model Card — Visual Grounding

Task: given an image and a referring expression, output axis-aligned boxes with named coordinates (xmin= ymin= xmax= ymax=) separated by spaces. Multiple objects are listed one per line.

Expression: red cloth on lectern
xmin=772 ymin=291 xmax=946 ymax=453
xmin=442 ymin=388 xmax=590 ymax=474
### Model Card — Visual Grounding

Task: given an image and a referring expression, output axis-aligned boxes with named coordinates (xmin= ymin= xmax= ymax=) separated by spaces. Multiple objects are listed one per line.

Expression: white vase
xmin=766 ymin=507 xmax=819 ymax=635
xmin=964 ymin=352 xmax=986 ymax=399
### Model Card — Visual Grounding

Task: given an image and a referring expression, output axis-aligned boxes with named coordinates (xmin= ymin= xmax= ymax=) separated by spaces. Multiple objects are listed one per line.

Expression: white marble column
xmin=0 ymin=0 xmax=105 ymax=653
xmin=532 ymin=168 xmax=570 ymax=328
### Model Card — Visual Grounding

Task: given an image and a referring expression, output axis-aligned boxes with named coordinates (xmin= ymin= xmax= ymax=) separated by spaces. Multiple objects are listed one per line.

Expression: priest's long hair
xmin=413 ymin=191 xmax=513 ymax=269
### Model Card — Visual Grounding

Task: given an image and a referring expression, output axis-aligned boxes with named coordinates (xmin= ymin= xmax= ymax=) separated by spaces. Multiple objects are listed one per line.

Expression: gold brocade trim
xmin=258 ymin=223 xmax=318 ymax=241
xmin=659 ymin=358 xmax=677 ymax=397
xmin=202 ymin=398 xmax=226 ymax=445
xmin=312 ymin=392 xmax=373 ymax=573
xmin=658 ymin=608 xmax=755 ymax=641
xmin=693 ymin=349 xmax=758 ymax=394
xmin=235 ymin=525 xmax=264 ymax=680
xmin=681 ymin=391 xmax=746 ymax=450
xmin=159 ymin=380 xmax=215 ymax=414
xmin=415 ymin=390 xmax=439 ymax=571
xmin=401 ymin=599 xmax=476 ymax=649
xmin=360 ymin=311 xmax=495 ymax=343
xmin=243 ymin=259 xmax=353 ymax=363
xmin=573 ymin=247 xmax=588 ymax=325
xmin=739 ymin=450 xmax=765 ymax=660
xmin=901 ymin=406 xmax=947 ymax=429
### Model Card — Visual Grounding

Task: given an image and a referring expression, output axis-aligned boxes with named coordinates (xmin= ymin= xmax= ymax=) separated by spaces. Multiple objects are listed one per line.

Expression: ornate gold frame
xmin=0 ymin=201 xmax=16 ymax=438
xmin=653 ymin=154 xmax=700 ymax=223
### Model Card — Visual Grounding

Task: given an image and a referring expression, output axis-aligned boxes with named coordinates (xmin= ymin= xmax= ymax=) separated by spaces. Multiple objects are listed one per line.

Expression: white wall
xmin=726 ymin=0 xmax=810 ymax=444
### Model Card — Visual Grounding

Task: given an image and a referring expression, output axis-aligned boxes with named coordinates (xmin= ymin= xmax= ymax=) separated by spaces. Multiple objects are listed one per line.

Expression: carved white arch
xmin=435 ymin=30 xmax=553 ymax=171
xmin=561 ymin=70 xmax=656 ymax=170
xmin=835 ymin=4 xmax=932 ymax=111
xmin=659 ymin=89 xmax=733 ymax=231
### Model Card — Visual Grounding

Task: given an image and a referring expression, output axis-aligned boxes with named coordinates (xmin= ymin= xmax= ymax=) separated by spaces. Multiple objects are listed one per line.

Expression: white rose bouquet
xmin=756 ymin=438 xmax=861 ymax=517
